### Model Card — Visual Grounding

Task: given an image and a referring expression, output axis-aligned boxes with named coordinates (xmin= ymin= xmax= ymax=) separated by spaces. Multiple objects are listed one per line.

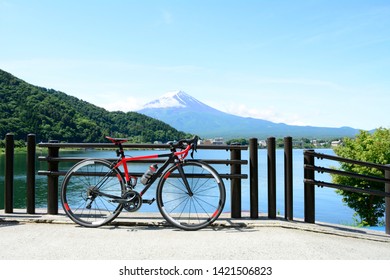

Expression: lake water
xmin=0 ymin=148 xmax=358 ymax=226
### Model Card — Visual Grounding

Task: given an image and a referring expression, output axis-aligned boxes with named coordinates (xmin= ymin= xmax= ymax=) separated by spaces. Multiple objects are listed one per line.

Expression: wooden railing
xmin=3 ymin=133 xmax=256 ymax=219
xmin=304 ymin=149 xmax=390 ymax=234
xmin=2 ymin=134 xmax=296 ymax=221
xmin=6 ymin=133 xmax=390 ymax=236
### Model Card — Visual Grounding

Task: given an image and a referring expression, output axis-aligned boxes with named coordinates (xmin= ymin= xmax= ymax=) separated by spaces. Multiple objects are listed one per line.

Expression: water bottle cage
xmin=141 ymin=174 xmax=152 ymax=185
xmin=127 ymin=176 xmax=137 ymax=188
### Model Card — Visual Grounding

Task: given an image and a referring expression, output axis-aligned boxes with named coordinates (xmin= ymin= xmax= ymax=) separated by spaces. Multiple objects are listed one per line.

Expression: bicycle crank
xmin=122 ymin=190 xmax=142 ymax=212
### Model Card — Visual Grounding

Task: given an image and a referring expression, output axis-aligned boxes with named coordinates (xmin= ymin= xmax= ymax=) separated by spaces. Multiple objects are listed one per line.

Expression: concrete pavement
xmin=1 ymin=209 xmax=390 ymax=260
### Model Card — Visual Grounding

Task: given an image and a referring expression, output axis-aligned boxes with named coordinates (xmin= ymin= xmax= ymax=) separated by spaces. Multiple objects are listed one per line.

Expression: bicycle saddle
xmin=105 ymin=136 xmax=128 ymax=144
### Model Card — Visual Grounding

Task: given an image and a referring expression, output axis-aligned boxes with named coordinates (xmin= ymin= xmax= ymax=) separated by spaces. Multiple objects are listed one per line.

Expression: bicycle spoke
xmin=157 ymin=161 xmax=225 ymax=230
xmin=61 ymin=159 xmax=124 ymax=227
xmin=164 ymin=180 xmax=189 ymax=195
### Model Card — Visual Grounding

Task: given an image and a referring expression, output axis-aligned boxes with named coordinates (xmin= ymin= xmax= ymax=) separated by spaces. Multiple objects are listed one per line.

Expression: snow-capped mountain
xmin=138 ymin=91 xmax=360 ymax=139
xmin=142 ymin=90 xmax=216 ymax=113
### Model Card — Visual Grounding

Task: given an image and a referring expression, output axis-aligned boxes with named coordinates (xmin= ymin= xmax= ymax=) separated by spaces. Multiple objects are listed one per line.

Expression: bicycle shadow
xmin=0 ymin=220 xmax=22 ymax=228
xmin=99 ymin=219 xmax=259 ymax=233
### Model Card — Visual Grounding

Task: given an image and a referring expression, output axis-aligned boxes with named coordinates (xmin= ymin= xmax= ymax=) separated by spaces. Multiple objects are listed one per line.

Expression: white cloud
xmin=94 ymin=95 xmax=145 ymax=112
xmin=222 ymin=103 xmax=308 ymax=126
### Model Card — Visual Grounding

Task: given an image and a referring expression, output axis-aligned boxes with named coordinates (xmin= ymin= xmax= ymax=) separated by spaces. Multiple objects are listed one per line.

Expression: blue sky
xmin=1 ymin=0 xmax=389 ymax=130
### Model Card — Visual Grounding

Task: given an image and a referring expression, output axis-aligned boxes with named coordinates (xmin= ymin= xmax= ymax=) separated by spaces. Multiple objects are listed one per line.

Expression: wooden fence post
xmin=385 ymin=165 xmax=390 ymax=235
xmin=5 ymin=133 xmax=14 ymax=213
xmin=267 ymin=137 xmax=276 ymax=218
xmin=249 ymin=138 xmax=259 ymax=219
xmin=47 ymin=142 xmax=59 ymax=214
xmin=284 ymin=136 xmax=293 ymax=220
xmin=27 ymin=134 xmax=36 ymax=214
xmin=230 ymin=149 xmax=241 ymax=218
xmin=304 ymin=150 xmax=315 ymax=223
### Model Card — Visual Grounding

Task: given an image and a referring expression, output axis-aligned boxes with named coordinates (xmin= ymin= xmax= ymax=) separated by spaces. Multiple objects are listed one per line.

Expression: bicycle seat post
xmin=116 ymin=142 xmax=125 ymax=158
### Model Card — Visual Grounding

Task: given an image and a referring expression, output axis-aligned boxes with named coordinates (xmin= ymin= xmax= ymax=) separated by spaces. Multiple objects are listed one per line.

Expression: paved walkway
xmin=1 ymin=209 xmax=390 ymax=260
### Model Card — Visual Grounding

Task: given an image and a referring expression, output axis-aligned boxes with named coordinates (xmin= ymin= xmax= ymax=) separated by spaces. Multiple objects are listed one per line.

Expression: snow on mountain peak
xmin=142 ymin=90 xmax=204 ymax=109
xmin=139 ymin=90 xmax=219 ymax=115
xmin=142 ymin=90 xmax=184 ymax=109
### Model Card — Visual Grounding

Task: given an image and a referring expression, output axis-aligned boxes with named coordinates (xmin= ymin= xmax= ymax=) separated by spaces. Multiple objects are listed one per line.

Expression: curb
xmin=1 ymin=209 xmax=389 ymax=243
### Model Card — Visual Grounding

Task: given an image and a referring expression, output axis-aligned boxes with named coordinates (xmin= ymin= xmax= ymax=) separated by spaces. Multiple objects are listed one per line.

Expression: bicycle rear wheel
xmin=61 ymin=159 xmax=125 ymax=227
xmin=157 ymin=161 xmax=225 ymax=230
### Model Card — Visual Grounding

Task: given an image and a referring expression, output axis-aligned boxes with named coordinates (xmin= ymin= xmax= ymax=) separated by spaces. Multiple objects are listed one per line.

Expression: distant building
xmin=201 ymin=139 xmax=213 ymax=145
xmin=212 ymin=137 xmax=224 ymax=145
xmin=199 ymin=138 xmax=225 ymax=145
xmin=293 ymin=140 xmax=304 ymax=148
xmin=331 ymin=140 xmax=342 ymax=147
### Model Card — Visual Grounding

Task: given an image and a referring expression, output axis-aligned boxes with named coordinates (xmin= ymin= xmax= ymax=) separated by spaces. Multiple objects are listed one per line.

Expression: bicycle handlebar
xmin=106 ymin=135 xmax=199 ymax=158
xmin=170 ymin=136 xmax=198 ymax=158
xmin=172 ymin=135 xmax=198 ymax=149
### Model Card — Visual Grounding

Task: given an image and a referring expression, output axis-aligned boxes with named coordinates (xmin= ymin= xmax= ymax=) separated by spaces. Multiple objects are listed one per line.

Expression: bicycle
xmin=60 ymin=136 xmax=226 ymax=230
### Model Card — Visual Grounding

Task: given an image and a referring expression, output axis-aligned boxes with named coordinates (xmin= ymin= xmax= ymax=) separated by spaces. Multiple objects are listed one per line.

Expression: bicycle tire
xmin=61 ymin=159 xmax=125 ymax=227
xmin=156 ymin=160 xmax=226 ymax=230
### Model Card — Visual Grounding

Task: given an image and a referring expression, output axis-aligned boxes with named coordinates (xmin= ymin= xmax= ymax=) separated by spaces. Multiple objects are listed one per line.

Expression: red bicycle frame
xmin=106 ymin=136 xmax=193 ymax=196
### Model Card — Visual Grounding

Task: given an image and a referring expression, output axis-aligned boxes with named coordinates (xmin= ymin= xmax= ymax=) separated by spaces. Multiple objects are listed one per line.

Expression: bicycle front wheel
xmin=157 ymin=161 xmax=226 ymax=230
xmin=61 ymin=159 xmax=125 ymax=227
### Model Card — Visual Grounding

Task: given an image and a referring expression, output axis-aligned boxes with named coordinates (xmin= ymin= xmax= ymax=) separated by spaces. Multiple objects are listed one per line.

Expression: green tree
xmin=0 ymin=69 xmax=187 ymax=144
xmin=331 ymin=128 xmax=390 ymax=226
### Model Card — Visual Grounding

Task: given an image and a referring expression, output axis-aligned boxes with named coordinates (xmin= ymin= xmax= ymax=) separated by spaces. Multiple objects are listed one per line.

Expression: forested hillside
xmin=0 ymin=69 xmax=188 ymax=143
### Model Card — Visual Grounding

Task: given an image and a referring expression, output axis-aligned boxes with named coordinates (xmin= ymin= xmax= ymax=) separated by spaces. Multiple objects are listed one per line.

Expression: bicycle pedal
xmin=142 ymin=198 xmax=156 ymax=205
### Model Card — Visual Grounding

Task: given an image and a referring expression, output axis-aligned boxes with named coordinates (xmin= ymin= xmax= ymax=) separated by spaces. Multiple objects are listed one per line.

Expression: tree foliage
xmin=332 ymin=128 xmax=390 ymax=226
xmin=226 ymin=138 xmax=249 ymax=145
xmin=0 ymin=69 xmax=188 ymax=143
